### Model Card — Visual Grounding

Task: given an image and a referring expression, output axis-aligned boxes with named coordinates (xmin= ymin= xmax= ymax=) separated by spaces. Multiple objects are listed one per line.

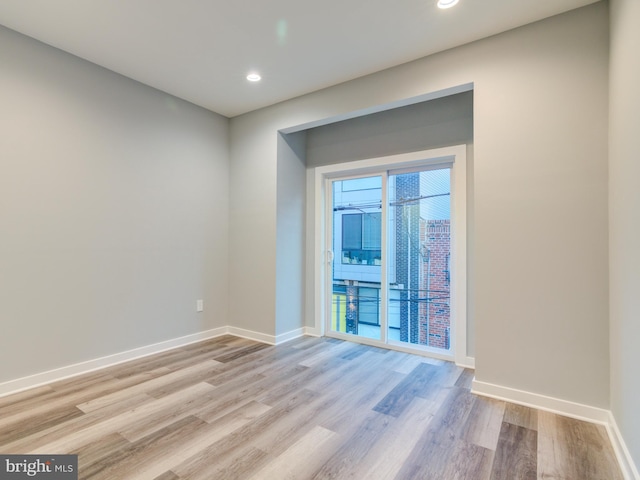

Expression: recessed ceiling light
xmin=437 ymin=0 xmax=459 ymax=9
xmin=246 ymin=73 xmax=261 ymax=82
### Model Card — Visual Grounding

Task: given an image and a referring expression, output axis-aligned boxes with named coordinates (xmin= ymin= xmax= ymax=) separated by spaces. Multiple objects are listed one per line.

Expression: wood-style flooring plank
xmin=490 ymin=421 xmax=537 ymax=480
xmin=74 ymin=432 xmax=131 ymax=478
xmin=504 ymin=402 xmax=538 ymax=431
xmin=117 ymin=383 xmax=223 ymax=442
xmin=442 ymin=441 xmax=495 ymax=480
xmin=152 ymin=471 xmax=180 ymax=480
xmin=313 ymin=367 xmax=405 ymax=435
xmin=119 ymin=400 xmax=273 ymax=480
xmin=80 ymin=415 xmax=208 ymax=480
xmin=212 ymin=342 xmax=271 ymax=363
xmin=0 ymin=336 xmax=625 ymax=480
xmin=77 ymin=360 xmax=221 ymax=412
xmin=29 ymin=382 xmax=217 ymax=454
xmin=463 ymin=395 xmax=506 ymax=451
xmin=393 ymin=386 xmax=482 ymax=479
xmin=356 ymin=396 xmax=436 ymax=480
xmin=373 ymin=362 xmax=440 ymax=417
xmin=248 ymin=425 xmax=339 ymax=480
xmin=1 ymin=392 xmax=155 ymax=454
xmin=203 ymin=342 xmax=319 ymax=387
xmin=0 ymin=385 xmax=54 ymax=409
xmin=537 ymin=411 xmax=623 ymax=480
xmin=186 ymin=445 xmax=270 ymax=480
xmin=297 ymin=339 xmax=361 ymax=367
xmin=171 ymin=390 xmax=318 ymax=479
xmin=0 ymin=404 xmax=85 ymax=446
xmin=392 ymin=353 xmax=426 ymax=374
xmin=455 ymin=367 xmax=475 ymax=389
xmin=311 ymin=411 xmax=393 ymax=479
xmin=197 ymin=366 xmax=308 ymax=423
xmin=0 ymin=371 xmax=152 ymax=423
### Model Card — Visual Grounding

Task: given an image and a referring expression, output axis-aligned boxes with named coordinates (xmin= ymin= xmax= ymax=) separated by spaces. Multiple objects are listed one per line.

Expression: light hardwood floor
xmin=0 ymin=335 xmax=623 ymax=479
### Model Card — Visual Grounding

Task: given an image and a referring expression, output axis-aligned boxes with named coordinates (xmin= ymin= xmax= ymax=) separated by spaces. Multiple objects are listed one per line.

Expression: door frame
xmin=312 ymin=145 xmax=471 ymax=367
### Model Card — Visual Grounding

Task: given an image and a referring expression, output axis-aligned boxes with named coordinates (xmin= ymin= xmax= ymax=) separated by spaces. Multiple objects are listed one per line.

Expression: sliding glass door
xmin=326 ymin=163 xmax=454 ymax=357
xmin=388 ymin=168 xmax=451 ymax=351
xmin=330 ymin=176 xmax=383 ymax=340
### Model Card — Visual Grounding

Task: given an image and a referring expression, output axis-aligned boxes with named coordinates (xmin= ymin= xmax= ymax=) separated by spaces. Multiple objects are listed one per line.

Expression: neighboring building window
xmin=342 ymin=214 xmax=363 ymax=250
xmin=358 ymin=287 xmax=379 ymax=325
xmin=363 ymin=213 xmax=382 ymax=250
xmin=341 ymin=212 xmax=381 ymax=264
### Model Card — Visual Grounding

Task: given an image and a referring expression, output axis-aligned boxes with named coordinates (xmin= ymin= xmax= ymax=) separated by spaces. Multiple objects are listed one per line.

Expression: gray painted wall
xmin=229 ymin=3 xmax=609 ymax=408
xmin=305 ymin=91 xmax=473 ymax=167
xmin=0 ymin=1 xmax=619 ymax=444
xmin=229 ymin=111 xmax=278 ymax=334
xmin=0 ymin=25 xmax=230 ymax=383
xmin=275 ymin=131 xmax=307 ymax=336
xmin=609 ymin=0 xmax=640 ymax=469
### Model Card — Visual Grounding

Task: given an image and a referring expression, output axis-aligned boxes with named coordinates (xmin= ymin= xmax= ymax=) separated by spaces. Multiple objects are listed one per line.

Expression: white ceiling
xmin=0 ymin=0 xmax=599 ymax=117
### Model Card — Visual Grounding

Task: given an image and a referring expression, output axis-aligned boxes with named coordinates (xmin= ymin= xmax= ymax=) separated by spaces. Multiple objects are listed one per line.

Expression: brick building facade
xmin=419 ymin=219 xmax=451 ymax=348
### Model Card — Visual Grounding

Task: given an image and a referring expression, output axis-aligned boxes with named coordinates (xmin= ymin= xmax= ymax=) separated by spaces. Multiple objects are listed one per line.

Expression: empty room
xmin=0 ymin=0 xmax=638 ymax=478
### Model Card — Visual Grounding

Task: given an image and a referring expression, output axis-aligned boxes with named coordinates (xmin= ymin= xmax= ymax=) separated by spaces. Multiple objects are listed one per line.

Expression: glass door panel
xmin=330 ymin=176 xmax=383 ymax=340
xmin=387 ymin=168 xmax=451 ymax=351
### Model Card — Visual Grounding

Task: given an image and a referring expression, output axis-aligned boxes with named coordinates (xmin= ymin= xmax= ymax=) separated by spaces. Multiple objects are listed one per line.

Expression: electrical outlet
xmin=196 ymin=299 xmax=204 ymax=312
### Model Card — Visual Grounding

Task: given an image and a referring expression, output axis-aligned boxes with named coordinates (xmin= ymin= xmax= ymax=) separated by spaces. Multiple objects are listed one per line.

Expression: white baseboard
xmin=275 ymin=328 xmax=307 ymax=344
xmin=607 ymin=412 xmax=640 ymax=480
xmin=0 ymin=327 xmax=228 ymax=398
xmin=226 ymin=326 xmax=278 ymax=345
xmin=303 ymin=326 xmax=322 ymax=337
xmin=472 ymin=380 xmax=639 ymax=479
xmin=471 ymin=379 xmax=611 ymax=424
xmin=0 ymin=325 xmax=311 ymax=399
xmin=226 ymin=326 xmax=308 ymax=345
xmin=456 ymin=356 xmax=475 ymax=369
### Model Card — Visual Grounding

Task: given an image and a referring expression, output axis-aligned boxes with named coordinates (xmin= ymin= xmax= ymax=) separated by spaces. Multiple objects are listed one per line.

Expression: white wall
xmin=0 ymin=26 xmax=230 ymax=383
xmin=609 ymin=0 xmax=640 ymax=471
xmin=229 ymin=3 xmax=609 ymax=408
